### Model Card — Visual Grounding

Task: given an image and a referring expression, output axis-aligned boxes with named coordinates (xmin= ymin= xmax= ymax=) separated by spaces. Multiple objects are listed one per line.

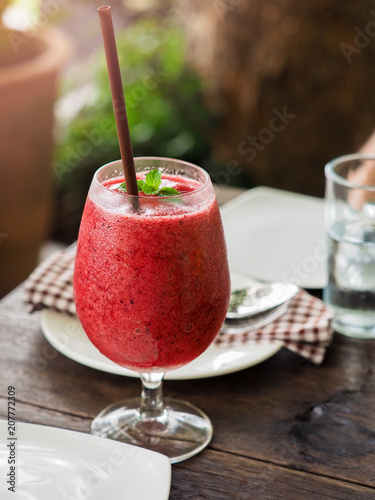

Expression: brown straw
xmin=98 ymin=6 xmax=138 ymax=197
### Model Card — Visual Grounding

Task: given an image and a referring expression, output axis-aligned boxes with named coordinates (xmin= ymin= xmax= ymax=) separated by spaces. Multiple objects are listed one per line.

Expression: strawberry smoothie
xmin=74 ymin=159 xmax=230 ymax=373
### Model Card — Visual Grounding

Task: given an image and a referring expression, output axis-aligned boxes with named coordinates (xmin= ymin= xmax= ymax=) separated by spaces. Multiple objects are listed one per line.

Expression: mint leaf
xmin=145 ymin=169 xmax=162 ymax=189
xmin=117 ymin=169 xmax=181 ymax=197
xmin=142 ymin=184 xmax=159 ymax=195
xmin=159 ymin=187 xmax=180 ymax=197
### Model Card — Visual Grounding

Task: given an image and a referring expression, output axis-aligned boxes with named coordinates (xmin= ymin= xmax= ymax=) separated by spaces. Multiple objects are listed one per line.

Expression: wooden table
xmin=1 ymin=187 xmax=375 ymax=499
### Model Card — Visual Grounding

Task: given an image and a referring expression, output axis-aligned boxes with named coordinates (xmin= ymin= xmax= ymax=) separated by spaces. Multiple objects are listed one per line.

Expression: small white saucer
xmin=220 ymin=187 xmax=326 ymax=288
xmin=0 ymin=420 xmax=171 ymax=500
xmin=40 ymin=306 xmax=281 ymax=380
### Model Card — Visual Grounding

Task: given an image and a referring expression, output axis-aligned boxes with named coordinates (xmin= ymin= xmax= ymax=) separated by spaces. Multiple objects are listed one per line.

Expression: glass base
xmin=333 ymin=317 xmax=375 ymax=339
xmin=91 ymin=397 xmax=213 ymax=464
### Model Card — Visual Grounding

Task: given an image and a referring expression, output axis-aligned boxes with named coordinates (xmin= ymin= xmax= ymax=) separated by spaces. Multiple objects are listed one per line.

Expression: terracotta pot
xmin=0 ymin=27 xmax=71 ymax=297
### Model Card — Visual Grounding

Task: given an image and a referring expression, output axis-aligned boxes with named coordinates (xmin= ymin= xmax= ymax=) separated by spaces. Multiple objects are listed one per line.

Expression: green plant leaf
xmin=119 ymin=169 xmax=180 ymax=196
xmin=145 ymin=169 xmax=162 ymax=189
xmin=159 ymin=187 xmax=180 ymax=197
xmin=142 ymin=184 xmax=159 ymax=195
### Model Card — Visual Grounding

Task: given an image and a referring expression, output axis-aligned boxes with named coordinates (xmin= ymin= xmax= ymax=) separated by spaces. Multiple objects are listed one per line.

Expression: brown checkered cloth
xmin=25 ymin=246 xmax=77 ymax=316
xmin=25 ymin=247 xmax=333 ymax=365
xmin=215 ymin=290 xmax=333 ymax=364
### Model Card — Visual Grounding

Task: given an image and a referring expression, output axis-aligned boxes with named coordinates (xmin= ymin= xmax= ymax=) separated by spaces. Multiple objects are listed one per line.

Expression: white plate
xmin=220 ymin=186 xmax=327 ymax=289
xmin=40 ymin=308 xmax=281 ymax=380
xmin=0 ymin=420 xmax=171 ymax=500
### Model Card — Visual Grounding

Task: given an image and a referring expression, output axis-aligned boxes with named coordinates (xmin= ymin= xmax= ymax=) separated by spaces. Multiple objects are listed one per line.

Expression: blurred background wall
xmin=179 ymin=0 xmax=375 ymax=196
xmin=1 ymin=0 xmax=375 ymax=296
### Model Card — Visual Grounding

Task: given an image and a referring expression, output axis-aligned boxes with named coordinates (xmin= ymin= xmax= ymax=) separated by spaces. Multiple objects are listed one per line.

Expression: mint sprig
xmin=118 ymin=169 xmax=180 ymax=197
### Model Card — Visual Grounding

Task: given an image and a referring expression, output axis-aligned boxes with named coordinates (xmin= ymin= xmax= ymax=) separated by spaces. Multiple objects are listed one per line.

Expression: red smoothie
xmin=74 ymin=167 xmax=230 ymax=372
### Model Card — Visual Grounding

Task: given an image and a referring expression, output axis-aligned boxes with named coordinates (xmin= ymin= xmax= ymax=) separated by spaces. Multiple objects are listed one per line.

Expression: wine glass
xmin=73 ymin=157 xmax=231 ymax=463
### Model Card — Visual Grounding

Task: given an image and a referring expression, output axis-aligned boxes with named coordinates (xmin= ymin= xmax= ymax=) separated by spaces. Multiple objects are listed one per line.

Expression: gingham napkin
xmin=25 ymin=248 xmax=333 ymax=364
xmin=25 ymin=246 xmax=77 ymax=316
xmin=215 ymin=290 xmax=333 ymax=364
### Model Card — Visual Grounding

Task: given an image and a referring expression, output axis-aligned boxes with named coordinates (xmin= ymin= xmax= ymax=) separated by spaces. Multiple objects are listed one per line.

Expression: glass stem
xmin=139 ymin=372 xmax=167 ymax=423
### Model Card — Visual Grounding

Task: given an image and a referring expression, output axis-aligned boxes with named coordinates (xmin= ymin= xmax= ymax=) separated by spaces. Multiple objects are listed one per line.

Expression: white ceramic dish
xmin=220 ymin=186 xmax=326 ymax=289
xmin=40 ymin=309 xmax=281 ymax=380
xmin=0 ymin=420 xmax=171 ymax=500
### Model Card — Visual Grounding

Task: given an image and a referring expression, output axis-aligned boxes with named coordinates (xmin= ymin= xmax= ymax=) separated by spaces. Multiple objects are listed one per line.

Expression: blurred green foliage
xmin=54 ymin=17 xmax=215 ymax=185
xmin=52 ymin=16 xmax=215 ymax=241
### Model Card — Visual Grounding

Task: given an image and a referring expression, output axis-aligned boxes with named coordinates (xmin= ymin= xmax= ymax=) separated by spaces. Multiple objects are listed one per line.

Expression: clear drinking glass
xmin=73 ymin=157 xmax=231 ymax=462
xmin=324 ymin=154 xmax=375 ymax=338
